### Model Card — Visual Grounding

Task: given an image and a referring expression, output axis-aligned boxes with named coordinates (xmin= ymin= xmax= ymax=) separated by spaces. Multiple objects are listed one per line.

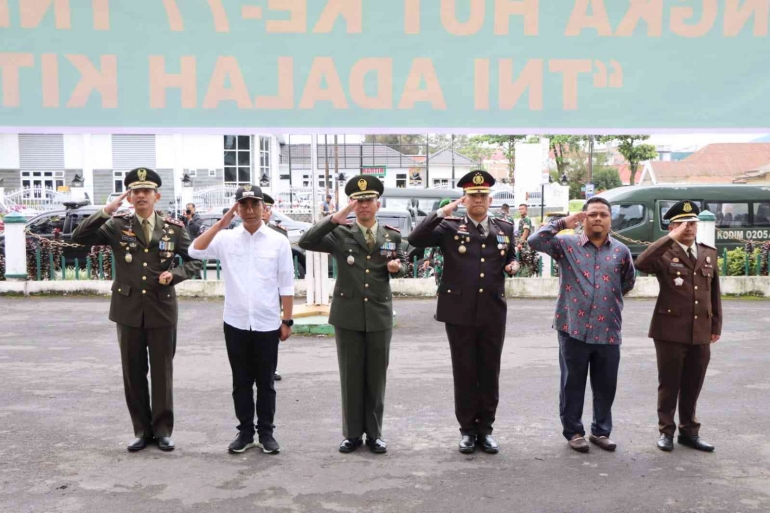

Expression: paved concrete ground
xmin=0 ymin=297 xmax=769 ymax=513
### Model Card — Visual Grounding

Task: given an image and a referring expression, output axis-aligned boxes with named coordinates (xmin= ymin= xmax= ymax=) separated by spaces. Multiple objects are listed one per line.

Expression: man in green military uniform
xmin=516 ymin=203 xmax=537 ymax=276
xmin=298 ymin=175 xmax=406 ymax=454
xmin=494 ymin=203 xmax=516 ymax=224
xmin=72 ymin=168 xmax=201 ymax=452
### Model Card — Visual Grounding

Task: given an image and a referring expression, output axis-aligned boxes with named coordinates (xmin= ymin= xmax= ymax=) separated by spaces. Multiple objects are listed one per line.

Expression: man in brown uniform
xmin=635 ymin=200 xmax=722 ymax=452
xmin=73 ymin=168 xmax=201 ymax=452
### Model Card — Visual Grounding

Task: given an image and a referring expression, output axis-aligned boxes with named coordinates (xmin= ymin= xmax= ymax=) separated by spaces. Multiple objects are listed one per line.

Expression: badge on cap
xmin=683 ymin=202 xmax=693 ymax=213
xmin=358 ymin=179 xmax=367 ymax=191
xmin=137 ymin=168 xmax=147 ymax=181
xmin=473 ymin=173 xmax=484 ymax=185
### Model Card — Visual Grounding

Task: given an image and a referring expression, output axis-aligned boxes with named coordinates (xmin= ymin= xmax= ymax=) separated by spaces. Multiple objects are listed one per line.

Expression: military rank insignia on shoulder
xmin=164 ymin=217 xmax=185 ymax=227
xmin=112 ymin=211 xmax=131 ymax=218
xmin=384 ymin=224 xmax=400 ymax=232
xmin=444 ymin=216 xmax=462 ymax=221
xmin=699 ymin=241 xmax=716 ymax=250
xmin=494 ymin=217 xmax=513 ymax=225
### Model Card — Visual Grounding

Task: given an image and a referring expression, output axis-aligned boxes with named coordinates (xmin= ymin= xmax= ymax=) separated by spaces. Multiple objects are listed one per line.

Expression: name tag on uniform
xmin=670 ymin=262 xmax=685 ymax=268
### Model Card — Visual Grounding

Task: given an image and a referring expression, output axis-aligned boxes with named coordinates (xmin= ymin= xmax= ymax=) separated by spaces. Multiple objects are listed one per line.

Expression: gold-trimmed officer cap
xmin=664 ymin=200 xmax=700 ymax=223
xmin=124 ymin=167 xmax=161 ymax=190
xmin=235 ymin=184 xmax=264 ymax=202
xmin=345 ymin=174 xmax=384 ymax=200
xmin=458 ymin=169 xmax=495 ymax=194
xmin=262 ymin=193 xmax=275 ymax=206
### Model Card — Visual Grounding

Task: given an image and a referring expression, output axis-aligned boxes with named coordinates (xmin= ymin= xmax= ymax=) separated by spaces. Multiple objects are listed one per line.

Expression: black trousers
xmin=223 ymin=323 xmax=280 ymax=438
xmin=116 ymin=324 xmax=176 ymax=439
xmin=445 ymin=322 xmax=505 ymax=436
xmin=654 ymin=340 xmax=711 ymax=437
xmin=557 ymin=331 xmax=620 ymax=440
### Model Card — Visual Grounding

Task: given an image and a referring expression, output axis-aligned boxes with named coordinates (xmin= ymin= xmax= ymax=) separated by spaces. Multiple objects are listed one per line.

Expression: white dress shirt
xmin=188 ymin=223 xmax=295 ymax=331
xmin=676 ymin=240 xmax=697 ymax=259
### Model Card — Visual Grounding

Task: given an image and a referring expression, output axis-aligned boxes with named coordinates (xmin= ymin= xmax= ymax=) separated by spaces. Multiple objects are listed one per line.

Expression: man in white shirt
xmin=189 ymin=185 xmax=294 ymax=455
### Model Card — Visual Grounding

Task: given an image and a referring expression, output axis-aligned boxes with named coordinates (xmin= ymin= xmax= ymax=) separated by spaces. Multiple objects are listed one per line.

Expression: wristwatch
xmin=282 ymin=319 xmax=294 ymax=327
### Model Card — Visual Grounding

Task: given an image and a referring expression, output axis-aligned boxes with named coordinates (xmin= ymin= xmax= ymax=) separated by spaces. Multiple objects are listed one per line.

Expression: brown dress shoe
xmin=569 ymin=434 xmax=589 ymax=453
xmin=588 ymin=435 xmax=617 ymax=451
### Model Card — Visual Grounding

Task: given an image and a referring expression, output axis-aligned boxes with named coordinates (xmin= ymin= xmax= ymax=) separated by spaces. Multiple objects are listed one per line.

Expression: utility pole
xmin=588 ymin=135 xmax=595 ymax=185
xmin=451 ymin=134 xmax=455 ymax=188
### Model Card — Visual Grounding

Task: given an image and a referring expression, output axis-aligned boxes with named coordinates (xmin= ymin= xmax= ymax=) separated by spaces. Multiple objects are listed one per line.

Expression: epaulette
xmin=164 ymin=217 xmax=185 ymax=227
xmin=270 ymin=223 xmax=287 ymax=231
xmin=384 ymin=224 xmax=400 ymax=232
xmin=112 ymin=211 xmax=131 ymax=218
xmin=444 ymin=216 xmax=462 ymax=221
xmin=699 ymin=241 xmax=716 ymax=250
xmin=493 ymin=217 xmax=513 ymax=225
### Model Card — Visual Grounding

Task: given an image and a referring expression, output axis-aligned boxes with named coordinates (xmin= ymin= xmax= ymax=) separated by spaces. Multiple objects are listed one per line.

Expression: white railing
xmin=192 ymin=184 xmax=239 ymax=210
xmin=4 ymin=187 xmax=70 ymax=212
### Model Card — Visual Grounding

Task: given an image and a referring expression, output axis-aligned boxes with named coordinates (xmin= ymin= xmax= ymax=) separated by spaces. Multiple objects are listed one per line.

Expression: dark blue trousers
xmin=557 ymin=331 xmax=620 ymax=440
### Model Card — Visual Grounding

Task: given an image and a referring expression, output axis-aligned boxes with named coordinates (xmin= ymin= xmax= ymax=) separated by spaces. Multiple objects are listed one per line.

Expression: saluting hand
xmin=331 ymin=200 xmax=357 ymax=225
xmin=563 ymin=212 xmax=587 ymax=230
xmin=104 ymin=190 xmax=130 ymax=215
xmin=387 ymin=259 xmax=402 ymax=273
xmin=218 ymin=203 xmax=238 ymax=230
xmin=668 ymin=221 xmax=690 ymax=243
xmin=442 ymin=197 xmax=464 ymax=217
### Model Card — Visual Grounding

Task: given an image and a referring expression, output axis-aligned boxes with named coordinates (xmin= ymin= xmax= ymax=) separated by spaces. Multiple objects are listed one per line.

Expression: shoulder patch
xmin=111 ymin=211 xmax=131 ymax=218
xmin=493 ymin=217 xmax=513 ymax=225
xmin=444 ymin=216 xmax=462 ymax=221
xmin=163 ymin=217 xmax=185 ymax=227
xmin=384 ymin=224 xmax=401 ymax=232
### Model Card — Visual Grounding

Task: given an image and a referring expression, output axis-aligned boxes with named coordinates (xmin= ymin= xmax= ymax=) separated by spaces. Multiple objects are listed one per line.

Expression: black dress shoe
xmin=157 ymin=436 xmax=175 ymax=451
xmin=657 ymin=433 xmax=674 ymax=452
xmin=477 ymin=434 xmax=499 ymax=454
xmin=274 ymin=371 xmax=282 ymax=381
xmin=339 ymin=438 xmax=363 ymax=453
xmin=459 ymin=435 xmax=477 ymax=454
xmin=365 ymin=437 xmax=387 ymax=454
xmin=127 ymin=437 xmax=151 ymax=452
xmin=677 ymin=434 xmax=714 ymax=452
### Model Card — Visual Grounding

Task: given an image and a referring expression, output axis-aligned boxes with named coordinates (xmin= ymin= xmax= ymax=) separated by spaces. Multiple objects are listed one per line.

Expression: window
xmin=259 ymin=136 xmax=271 ymax=187
xmin=188 ymin=170 xmax=197 ymax=178
xmin=224 ymin=135 xmax=251 ymax=185
xmin=208 ymin=169 xmax=216 ymax=177
xmin=396 ymin=174 xmax=407 ymax=188
xmin=706 ymin=201 xmax=750 ymax=228
xmin=433 ymin=178 xmax=449 ymax=187
xmin=611 ymin=204 xmax=646 ymax=231
xmin=753 ymin=202 xmax=770 ymax=227
xmin=112 ymin=170 xmax=127 ymax=193
xmin=28 ymin=212 xmax=65 ymax=235
xmin=21 ymin=171 xmax=65 ymax=196
xmin=659 ymin=200 xmax=701 ymax=229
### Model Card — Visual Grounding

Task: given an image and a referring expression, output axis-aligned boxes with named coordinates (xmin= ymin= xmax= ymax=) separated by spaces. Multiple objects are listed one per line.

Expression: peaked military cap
xmin=125 ymin=167 xmax=161 ymax=190
xmin=235 ymin=184 xmax=264 ymax=202
xmin=262 ymin=193 xmax=275 ymax=206
xmin=345 ymin=174 xmax=384 ymax=200
xmin=458 ymin=169 xmax=495 ymax=194
xmin=664 ymin=200 xmax=700 ymax=223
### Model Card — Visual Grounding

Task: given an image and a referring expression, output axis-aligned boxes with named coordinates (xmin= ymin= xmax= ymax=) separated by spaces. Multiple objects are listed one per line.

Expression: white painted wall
xmin=63 ymin=134 xmax=84 ymax=169
xmin=514 ymin=139 xmax=551 ymax=208
xmin=0 ymin=134 xmax=20 ymax=168
xmin=89 ymin=134 xmax=112 ymax=169
xmin=181 ymin=135 xmax=222 ymax=170
xmin=155 ymin=135 xmax=176 ymax=169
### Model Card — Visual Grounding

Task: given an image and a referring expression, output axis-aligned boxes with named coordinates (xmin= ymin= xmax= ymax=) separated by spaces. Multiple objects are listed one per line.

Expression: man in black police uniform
xmin=408 ymin=170 xmax=519 ymax=454
xmin=72 ymin=168 xmax=201 ymax=452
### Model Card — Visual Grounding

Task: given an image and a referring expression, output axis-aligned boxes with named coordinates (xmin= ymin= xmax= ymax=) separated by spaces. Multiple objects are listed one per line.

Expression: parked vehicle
xmin=598 ymin=184 xmax=770 ymax=257
xmin=379 ymin=187 xmax=462 ymax=224
xmin=0 ymin=201 xmax=120 ymax=265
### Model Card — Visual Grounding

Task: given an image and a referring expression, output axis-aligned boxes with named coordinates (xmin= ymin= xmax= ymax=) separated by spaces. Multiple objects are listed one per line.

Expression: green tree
xmin=470 ymin=135 xmax=526 ymax=179
xmin=363 ymin=135 xmax=427 ymax=155
xmin=593 ymin=168 xmax=623 ymax=192
xmin=599 ymin=135 xmax=658 ymax=186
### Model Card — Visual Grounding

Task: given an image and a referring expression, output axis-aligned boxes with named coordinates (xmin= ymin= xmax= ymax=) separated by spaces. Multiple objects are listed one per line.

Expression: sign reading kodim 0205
xmin=0 ymin=0 xmax=768 ymax=131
